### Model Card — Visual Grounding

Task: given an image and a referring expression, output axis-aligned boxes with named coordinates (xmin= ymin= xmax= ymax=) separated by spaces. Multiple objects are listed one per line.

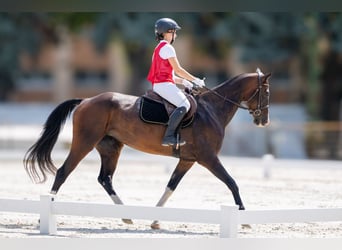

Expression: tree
xmin=2 ymin=12 xmax=341 ymax=122
xmin=318 ymin=13 xmax=342 ymax=121
xmin=0 ymin=13 xmax=58 ymax=100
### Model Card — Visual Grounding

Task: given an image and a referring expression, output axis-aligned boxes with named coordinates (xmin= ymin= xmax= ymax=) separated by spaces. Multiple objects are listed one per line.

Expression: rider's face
xmin=163 ymin=30 xmax=177 ymax=42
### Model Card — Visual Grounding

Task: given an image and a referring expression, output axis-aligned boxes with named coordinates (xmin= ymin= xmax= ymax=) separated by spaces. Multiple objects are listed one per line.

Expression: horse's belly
xmin=107 ymin=126 xmax=173 ymax=156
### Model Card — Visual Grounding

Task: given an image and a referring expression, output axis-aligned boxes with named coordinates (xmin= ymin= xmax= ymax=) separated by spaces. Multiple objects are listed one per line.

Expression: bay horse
xmin=24 ymin=68 xmax=271 ymax=229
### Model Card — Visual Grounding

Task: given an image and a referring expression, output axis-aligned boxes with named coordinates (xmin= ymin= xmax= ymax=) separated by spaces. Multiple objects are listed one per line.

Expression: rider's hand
xmin=182 ymin=79 xmax=193 ymax=89
xmin=193 ymin=77 xmax=206 ymax=88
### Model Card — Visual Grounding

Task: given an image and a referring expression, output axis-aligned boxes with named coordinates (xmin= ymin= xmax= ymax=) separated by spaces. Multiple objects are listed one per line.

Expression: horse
xmin=24 ymin=68 xmax=271 ymax=229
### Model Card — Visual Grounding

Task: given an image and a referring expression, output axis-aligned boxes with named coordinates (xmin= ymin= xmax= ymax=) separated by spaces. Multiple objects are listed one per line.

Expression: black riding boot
xmin=162 ymin=106 xmax=187 ymax=146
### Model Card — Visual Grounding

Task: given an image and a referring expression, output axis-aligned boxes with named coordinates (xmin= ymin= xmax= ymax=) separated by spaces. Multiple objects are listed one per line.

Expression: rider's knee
xmin=182 ymin=99 xmax=191 ymax=112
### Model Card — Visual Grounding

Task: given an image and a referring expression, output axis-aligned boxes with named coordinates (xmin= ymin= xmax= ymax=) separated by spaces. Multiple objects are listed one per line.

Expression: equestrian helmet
xmin=155 ymin=18 xmax=181 ymax=39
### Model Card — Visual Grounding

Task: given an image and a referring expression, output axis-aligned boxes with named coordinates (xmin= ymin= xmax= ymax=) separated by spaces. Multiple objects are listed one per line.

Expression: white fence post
xmin=262 ymin=154 xmax=274 ymax=179
xmin=40 ymin=195 xmax=57 ymax=235
xmin=219 ymin=205 xmax=239 ymax=238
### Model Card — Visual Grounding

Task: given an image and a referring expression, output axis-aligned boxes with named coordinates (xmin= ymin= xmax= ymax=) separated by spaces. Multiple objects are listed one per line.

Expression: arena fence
xmin=1 ymin=195 xmax=342 ymax=237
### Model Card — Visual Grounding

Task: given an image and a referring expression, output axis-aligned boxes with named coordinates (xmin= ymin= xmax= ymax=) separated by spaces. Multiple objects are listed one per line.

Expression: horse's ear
xmin=256 ymin=67 xmax=262 ymax=75
xmin=264 ymin=72 xmax=271 ymax=81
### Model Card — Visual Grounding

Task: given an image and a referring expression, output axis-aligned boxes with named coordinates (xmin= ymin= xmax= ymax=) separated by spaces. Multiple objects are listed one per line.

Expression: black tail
xmin=23 ymin=99 xmax=83 ymax=183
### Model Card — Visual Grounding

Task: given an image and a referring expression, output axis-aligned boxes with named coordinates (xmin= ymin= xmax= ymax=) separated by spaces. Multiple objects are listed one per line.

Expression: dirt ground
xmin=0 ymin=149 xmax=342 ymax=238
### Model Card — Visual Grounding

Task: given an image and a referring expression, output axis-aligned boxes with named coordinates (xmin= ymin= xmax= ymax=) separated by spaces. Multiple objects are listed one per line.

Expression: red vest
xmin=147 ymin=41 xmax=174 ymax=85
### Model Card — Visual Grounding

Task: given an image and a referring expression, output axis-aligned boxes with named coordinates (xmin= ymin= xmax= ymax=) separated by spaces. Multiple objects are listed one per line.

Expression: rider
xmin=147 ymin=17 xmax=205 ymax=147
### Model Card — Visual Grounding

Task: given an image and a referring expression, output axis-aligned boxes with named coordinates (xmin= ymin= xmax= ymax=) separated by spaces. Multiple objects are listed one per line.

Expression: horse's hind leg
xmin=51 ymin=109 xmax=108 ymax=194
xmin=151 ymin=159 xmax=194 ymax=229
xmin=95 ymin=135 xmax=132 ymax=224
xmin=95 ymin=136 xmax=123 ymax=203
xmin=50 ymin=141 xmax=99 ymax=194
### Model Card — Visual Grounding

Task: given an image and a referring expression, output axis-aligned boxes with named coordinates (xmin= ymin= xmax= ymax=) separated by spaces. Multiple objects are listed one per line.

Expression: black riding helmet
xmin=155 ymin=18 xmax=181 ymax=43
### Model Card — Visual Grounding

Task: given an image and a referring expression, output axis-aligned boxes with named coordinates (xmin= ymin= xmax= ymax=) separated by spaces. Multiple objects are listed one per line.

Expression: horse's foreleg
xmin=203 ymin=159 xmax=252 ymax=229
xmin=199 ymin=157 xmax=245 ymax=210
xmin=151 ymin=160 xmax=194 ymax=229
xmin=96 ymin=136 xmax=133 ymax=224
xmin=155 ymin=187 xmax=173 ymax=207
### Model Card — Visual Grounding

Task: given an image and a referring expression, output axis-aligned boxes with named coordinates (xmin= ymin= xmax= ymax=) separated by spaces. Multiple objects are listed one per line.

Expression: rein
xmin=199 ymin=85 xmax=257 ymax=110
xmin=194 ymin=69 xmax=269 ymax=116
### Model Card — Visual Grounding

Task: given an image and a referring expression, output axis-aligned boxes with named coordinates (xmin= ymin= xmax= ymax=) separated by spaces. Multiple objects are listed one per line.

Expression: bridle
xmin=196 ymin=68 xmax=269 ymax=117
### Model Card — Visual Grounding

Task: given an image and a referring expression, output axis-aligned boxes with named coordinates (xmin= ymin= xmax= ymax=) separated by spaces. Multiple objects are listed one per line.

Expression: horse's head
xmin=241 ymin=68 xmax=271 ymax=127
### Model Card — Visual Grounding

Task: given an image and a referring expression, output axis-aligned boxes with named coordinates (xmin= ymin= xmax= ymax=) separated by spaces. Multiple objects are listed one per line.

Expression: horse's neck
xmin=201 ymin=75 xmax=249 ymax=127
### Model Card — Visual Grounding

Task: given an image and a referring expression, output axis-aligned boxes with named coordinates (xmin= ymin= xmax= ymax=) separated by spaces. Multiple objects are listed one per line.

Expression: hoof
xmin=122 ymin=218 xmax=133 ymax=224
xmin=150 ymin=221 xmax=160 ymax=230
xmin=241 ymin=224 xmax=252 ymax=229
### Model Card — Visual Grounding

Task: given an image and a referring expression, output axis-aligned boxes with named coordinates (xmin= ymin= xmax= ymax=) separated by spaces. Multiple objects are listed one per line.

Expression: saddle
xmin=139 ymin=89 xmax=197 ymax=128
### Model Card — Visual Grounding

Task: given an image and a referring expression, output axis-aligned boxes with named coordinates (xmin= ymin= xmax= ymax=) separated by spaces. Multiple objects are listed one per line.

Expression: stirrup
xmin=162 ymin=140 xmax=185 ymax=147
xmin=175 ymin=141 xmax=186 ymax=149
xmin=161 ymin=134 xmax=186 ymax=147
xmin=162 ymin=141 xmax=186 ymax=147
xmin=176 ymin=133 xmax=186 ymax=148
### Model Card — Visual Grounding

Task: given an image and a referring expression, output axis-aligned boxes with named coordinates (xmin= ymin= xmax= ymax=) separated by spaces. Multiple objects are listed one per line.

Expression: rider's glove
xmin=182 ymin=79 xmax=194 ymax=89
xmin=193 ymin=77 xmax=206 ymax=87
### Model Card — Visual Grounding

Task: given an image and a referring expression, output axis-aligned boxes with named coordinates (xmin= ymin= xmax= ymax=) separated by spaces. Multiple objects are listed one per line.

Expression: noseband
xmin=199 ymin=68 xmax=269 ymax=116
xmin=249 ymin=68 xmax=270 ymax=117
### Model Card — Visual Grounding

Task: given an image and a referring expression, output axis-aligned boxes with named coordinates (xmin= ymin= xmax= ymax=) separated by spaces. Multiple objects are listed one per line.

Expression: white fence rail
xmin=1 ymin=195 xmax=342 ymax=238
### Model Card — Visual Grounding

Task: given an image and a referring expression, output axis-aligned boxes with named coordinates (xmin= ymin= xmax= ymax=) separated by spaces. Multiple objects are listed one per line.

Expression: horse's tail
xmin=23 ymin=98 xmax=83 ymax=183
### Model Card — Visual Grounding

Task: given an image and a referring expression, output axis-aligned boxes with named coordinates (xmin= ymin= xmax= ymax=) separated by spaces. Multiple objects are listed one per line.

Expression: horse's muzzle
xmin=254 ymin=113 xmax=270 ymax=127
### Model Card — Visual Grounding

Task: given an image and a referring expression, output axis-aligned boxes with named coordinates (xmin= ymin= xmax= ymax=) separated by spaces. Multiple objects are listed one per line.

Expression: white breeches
xmin=153 ymin=82 xmax=191 ymax=112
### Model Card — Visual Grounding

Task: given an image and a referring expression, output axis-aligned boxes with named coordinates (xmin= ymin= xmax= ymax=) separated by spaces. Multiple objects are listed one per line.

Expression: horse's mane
xmin=213 ymin=73 xmax=251 ymax=90
xmin=196 ymin=73 xmax=252 ymax=99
